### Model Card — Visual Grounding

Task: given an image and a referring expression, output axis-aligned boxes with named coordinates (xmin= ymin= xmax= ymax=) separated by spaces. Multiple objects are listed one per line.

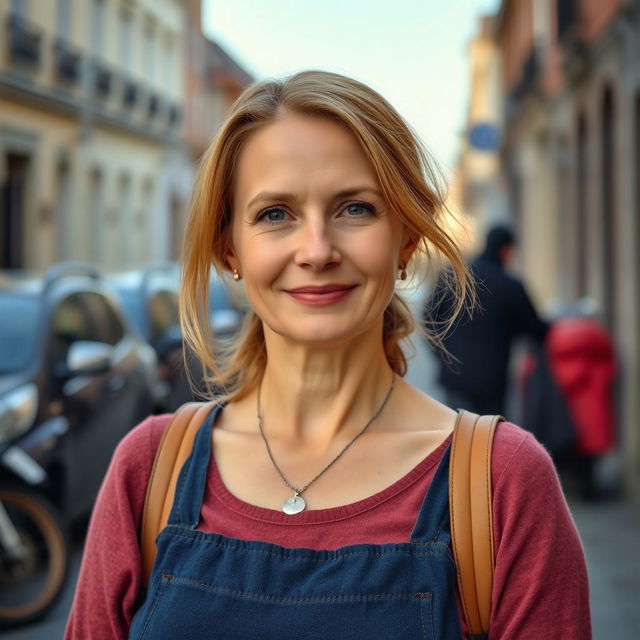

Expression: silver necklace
xmin=256 ymin=373 xmax=396 ymax=515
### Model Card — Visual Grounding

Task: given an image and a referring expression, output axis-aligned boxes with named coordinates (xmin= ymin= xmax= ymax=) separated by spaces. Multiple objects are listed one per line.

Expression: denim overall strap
xmin=167 ymin=403 xmax=223 ymax=528
xmin=410 ymin=444 xmax=452 ymax=544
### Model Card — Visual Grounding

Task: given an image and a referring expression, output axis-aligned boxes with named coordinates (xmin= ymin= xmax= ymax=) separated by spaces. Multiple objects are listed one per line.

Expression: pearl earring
xmin=233 ymin=268 xmax=240 ymax=281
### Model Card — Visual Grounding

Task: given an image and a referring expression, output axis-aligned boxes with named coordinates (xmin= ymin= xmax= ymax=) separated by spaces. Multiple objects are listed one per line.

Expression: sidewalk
xmin=570 ymin=497 xmax=640 ymax=640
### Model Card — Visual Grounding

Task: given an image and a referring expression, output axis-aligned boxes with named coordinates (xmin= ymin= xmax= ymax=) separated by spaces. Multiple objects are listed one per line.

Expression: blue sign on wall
xmin=468 ymin=122 xmax=501 ymax=151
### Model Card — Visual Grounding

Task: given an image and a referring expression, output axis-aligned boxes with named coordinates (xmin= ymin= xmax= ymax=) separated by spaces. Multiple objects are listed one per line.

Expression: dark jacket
xmin=521 ymin=341 xmax=576 ymax=459
xmin=424 ymin=249 xmax=548 ymax=399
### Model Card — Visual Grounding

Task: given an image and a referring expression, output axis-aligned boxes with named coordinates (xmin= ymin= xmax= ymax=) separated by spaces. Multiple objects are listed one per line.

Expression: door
xmin=1 ymin=153 xmax=29 ymax=268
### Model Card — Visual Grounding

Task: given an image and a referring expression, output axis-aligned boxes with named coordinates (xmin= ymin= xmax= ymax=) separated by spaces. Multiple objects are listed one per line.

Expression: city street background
xmin=2 ymin=0 xmax=640 ymax=637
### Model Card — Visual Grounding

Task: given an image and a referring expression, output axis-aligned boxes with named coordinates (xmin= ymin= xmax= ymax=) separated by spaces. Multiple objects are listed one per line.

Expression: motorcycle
xmin=0 ymin=400 xmax=70 ymax=628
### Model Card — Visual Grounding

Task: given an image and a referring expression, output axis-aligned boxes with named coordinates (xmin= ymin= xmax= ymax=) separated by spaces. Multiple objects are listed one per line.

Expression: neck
xmin=256 ymin=323 xmax=395 ymax=447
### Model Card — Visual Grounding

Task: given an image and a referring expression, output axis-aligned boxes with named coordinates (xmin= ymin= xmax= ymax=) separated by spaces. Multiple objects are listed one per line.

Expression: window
xmin=83 ymin=293 xmax=126 ymax=345
xmin=50 ymin=294 xmax=97 ymax=365
xmin=0 ymin=294 xmax=39 ymax=373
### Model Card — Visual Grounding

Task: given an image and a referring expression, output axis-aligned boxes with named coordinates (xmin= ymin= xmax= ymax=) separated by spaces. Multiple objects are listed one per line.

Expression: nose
xmin=294 ymin=216 xmax=341 ymax=271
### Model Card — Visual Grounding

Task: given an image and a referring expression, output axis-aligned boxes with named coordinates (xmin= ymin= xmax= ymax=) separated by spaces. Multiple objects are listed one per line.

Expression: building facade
xmin=492 ymin=0 xmax=640 ymax=497
xmin=1 ymin=0 xmax=253 ymax=273
xmin=0 ymin=0 xmax=189 ymax=270
xmin=184 ymin=0 xmax=253 ymax=163
xmin=458 ymin=15 xmax=508 ymax=242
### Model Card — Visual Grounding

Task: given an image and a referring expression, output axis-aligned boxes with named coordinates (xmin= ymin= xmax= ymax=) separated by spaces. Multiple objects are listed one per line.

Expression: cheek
xmin=234 ymin=228 xmax=282 ymax=279
xmin=237 ymin=241 xmax=287 ymax=313
xmin=352 ymin=227 xmax=401 ymax=275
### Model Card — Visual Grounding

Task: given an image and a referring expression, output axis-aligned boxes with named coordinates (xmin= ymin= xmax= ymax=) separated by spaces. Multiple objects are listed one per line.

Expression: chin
xmin=266 ymin=318 xmax=369 ymax=346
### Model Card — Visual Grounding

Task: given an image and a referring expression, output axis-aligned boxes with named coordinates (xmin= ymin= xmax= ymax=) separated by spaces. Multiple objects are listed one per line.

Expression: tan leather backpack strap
xmin=449 ymin=410 xmax=503 ymax=639
xmin=140 ymin=402 xmax=214 ymax=587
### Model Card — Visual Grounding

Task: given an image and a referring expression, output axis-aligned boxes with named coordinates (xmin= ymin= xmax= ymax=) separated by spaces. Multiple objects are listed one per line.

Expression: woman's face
xmin=229 ymin=114 xmax=414 ymax=345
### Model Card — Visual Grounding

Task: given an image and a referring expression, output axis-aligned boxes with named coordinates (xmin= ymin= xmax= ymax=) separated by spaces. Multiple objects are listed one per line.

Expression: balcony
xmin=54 ymin=38 xmax=81 ymax=83
xmin=122 ymin=78 xmax=138 ymax=108
xmin=7 ymin=13 xmax=42 ymax=68
xmin=93 ymin=60 xmax=112 ymax=98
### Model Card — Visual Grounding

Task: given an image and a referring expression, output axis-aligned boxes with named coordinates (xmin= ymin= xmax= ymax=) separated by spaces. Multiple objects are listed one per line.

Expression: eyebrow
xmin=246 ymin=187 xmax=384 ymax=209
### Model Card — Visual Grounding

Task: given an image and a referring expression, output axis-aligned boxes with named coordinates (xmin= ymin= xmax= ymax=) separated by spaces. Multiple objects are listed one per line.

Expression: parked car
xmin=109 ymin=266 xmax=192 ymax=411
xmin=0 ymin=263 xmax=158 ymax=626
xmin=110 ymin=265 xmax=245 ymax=409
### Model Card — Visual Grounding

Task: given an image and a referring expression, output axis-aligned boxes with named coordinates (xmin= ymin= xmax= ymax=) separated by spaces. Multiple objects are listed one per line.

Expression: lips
xmin=284 ymin=284 xmax=358 ymax=306
xmin=285 ymin=284 xmax=357 ymax=294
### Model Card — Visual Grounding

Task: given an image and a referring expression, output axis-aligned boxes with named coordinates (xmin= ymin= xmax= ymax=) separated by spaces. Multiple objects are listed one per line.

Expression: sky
xmin=202 ymin=0 xmax=501 ymax=178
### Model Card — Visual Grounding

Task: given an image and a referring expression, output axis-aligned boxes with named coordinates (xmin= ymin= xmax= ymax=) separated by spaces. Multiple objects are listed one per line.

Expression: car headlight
xmin=0 ymin=384 xmax=39 ymax=445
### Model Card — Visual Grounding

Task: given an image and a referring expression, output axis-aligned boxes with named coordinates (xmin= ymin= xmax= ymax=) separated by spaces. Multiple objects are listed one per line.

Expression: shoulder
xmin=103 ymin=413 xmax=175 ymax=499
xmin=113 ymin=413 xmax=174 ymax=469
xmin=491 ymin=421 xmax=568 ymax=526
xmin=487 ymin=423 xmax=591 ymax=637
xmin=491 ymin=421 xmax=554 ymax=488
xmin=93 ymin=413 xmax=175 ymax=528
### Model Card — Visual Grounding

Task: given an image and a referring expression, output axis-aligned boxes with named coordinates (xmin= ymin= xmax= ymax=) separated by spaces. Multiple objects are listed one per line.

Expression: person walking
xmin=424 ymin=224 xmax=549 ymax=416
xmin=65 ymin=72 xmax=589 ymax=639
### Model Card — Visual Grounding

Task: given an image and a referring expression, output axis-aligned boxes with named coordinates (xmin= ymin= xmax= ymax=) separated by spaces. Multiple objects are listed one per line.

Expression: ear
xmin=399 ymin=231 xmax=419 ymax=266
xmin=224 ymin=245 xmax=239 ymax=274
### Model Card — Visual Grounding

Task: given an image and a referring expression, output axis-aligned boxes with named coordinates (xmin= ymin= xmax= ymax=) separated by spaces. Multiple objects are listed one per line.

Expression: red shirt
xmin=65 ymin=414 xmax=591 ymax=639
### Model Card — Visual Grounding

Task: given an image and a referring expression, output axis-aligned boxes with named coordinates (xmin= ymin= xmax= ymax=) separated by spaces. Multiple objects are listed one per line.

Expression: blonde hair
xmin=180 ymin=70 xmax=471 ymax=402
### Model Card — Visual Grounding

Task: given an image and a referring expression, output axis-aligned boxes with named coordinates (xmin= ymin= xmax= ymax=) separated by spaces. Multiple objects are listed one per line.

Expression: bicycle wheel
xmin=0 ymin=484 xmax=69 ymax=628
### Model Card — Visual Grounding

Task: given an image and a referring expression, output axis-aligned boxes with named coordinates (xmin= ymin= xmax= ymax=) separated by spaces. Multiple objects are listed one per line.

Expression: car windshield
xmin=0 ymin=294 xmax=40 ymax=374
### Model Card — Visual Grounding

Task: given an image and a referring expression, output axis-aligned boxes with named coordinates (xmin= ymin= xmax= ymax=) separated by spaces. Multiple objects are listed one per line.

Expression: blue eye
xmin=344 ymin=202 xmax=375 ymax=217
xmin=258 ymin=208 xmax=288 ymax=225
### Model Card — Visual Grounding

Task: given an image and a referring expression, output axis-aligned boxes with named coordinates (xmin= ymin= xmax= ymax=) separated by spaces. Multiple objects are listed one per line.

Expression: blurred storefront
xmin=0 ymin=0 xmax=252 ymax=271
xmin=461 ymin=0 xmax=640 ymax=498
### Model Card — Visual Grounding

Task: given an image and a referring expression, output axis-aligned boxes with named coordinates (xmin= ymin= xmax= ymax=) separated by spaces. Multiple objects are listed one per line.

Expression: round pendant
xmin=283 ymin=494 xmax=306 ymax=515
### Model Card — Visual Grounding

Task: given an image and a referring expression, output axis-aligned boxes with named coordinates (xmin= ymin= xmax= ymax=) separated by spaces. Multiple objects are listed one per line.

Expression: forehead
xmin=233 ymin=115 xmax=379 ymax=200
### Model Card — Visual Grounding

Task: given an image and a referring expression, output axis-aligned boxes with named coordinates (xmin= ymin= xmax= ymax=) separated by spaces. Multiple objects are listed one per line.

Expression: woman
xmin=65 ymin=71 xmax=590 ymax=639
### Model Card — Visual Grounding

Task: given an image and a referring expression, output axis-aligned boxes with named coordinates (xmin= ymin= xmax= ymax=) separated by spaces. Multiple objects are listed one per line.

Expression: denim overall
xmin=129 ymin=404 xmax=463 ymax=639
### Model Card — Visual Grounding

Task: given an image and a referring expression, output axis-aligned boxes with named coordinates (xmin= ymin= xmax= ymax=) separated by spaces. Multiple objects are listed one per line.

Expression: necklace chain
xmin=256 ymin=373 xmax=396 ymax=498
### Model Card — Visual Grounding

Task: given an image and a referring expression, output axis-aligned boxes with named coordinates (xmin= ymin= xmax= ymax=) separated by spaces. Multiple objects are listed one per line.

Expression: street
xmin=5 ymin=313 xmax=640 ymax=639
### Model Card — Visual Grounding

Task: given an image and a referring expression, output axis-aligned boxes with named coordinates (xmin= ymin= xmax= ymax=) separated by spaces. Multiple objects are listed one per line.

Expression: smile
xmin=284 ymin=284 xmax=358 ymax=306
